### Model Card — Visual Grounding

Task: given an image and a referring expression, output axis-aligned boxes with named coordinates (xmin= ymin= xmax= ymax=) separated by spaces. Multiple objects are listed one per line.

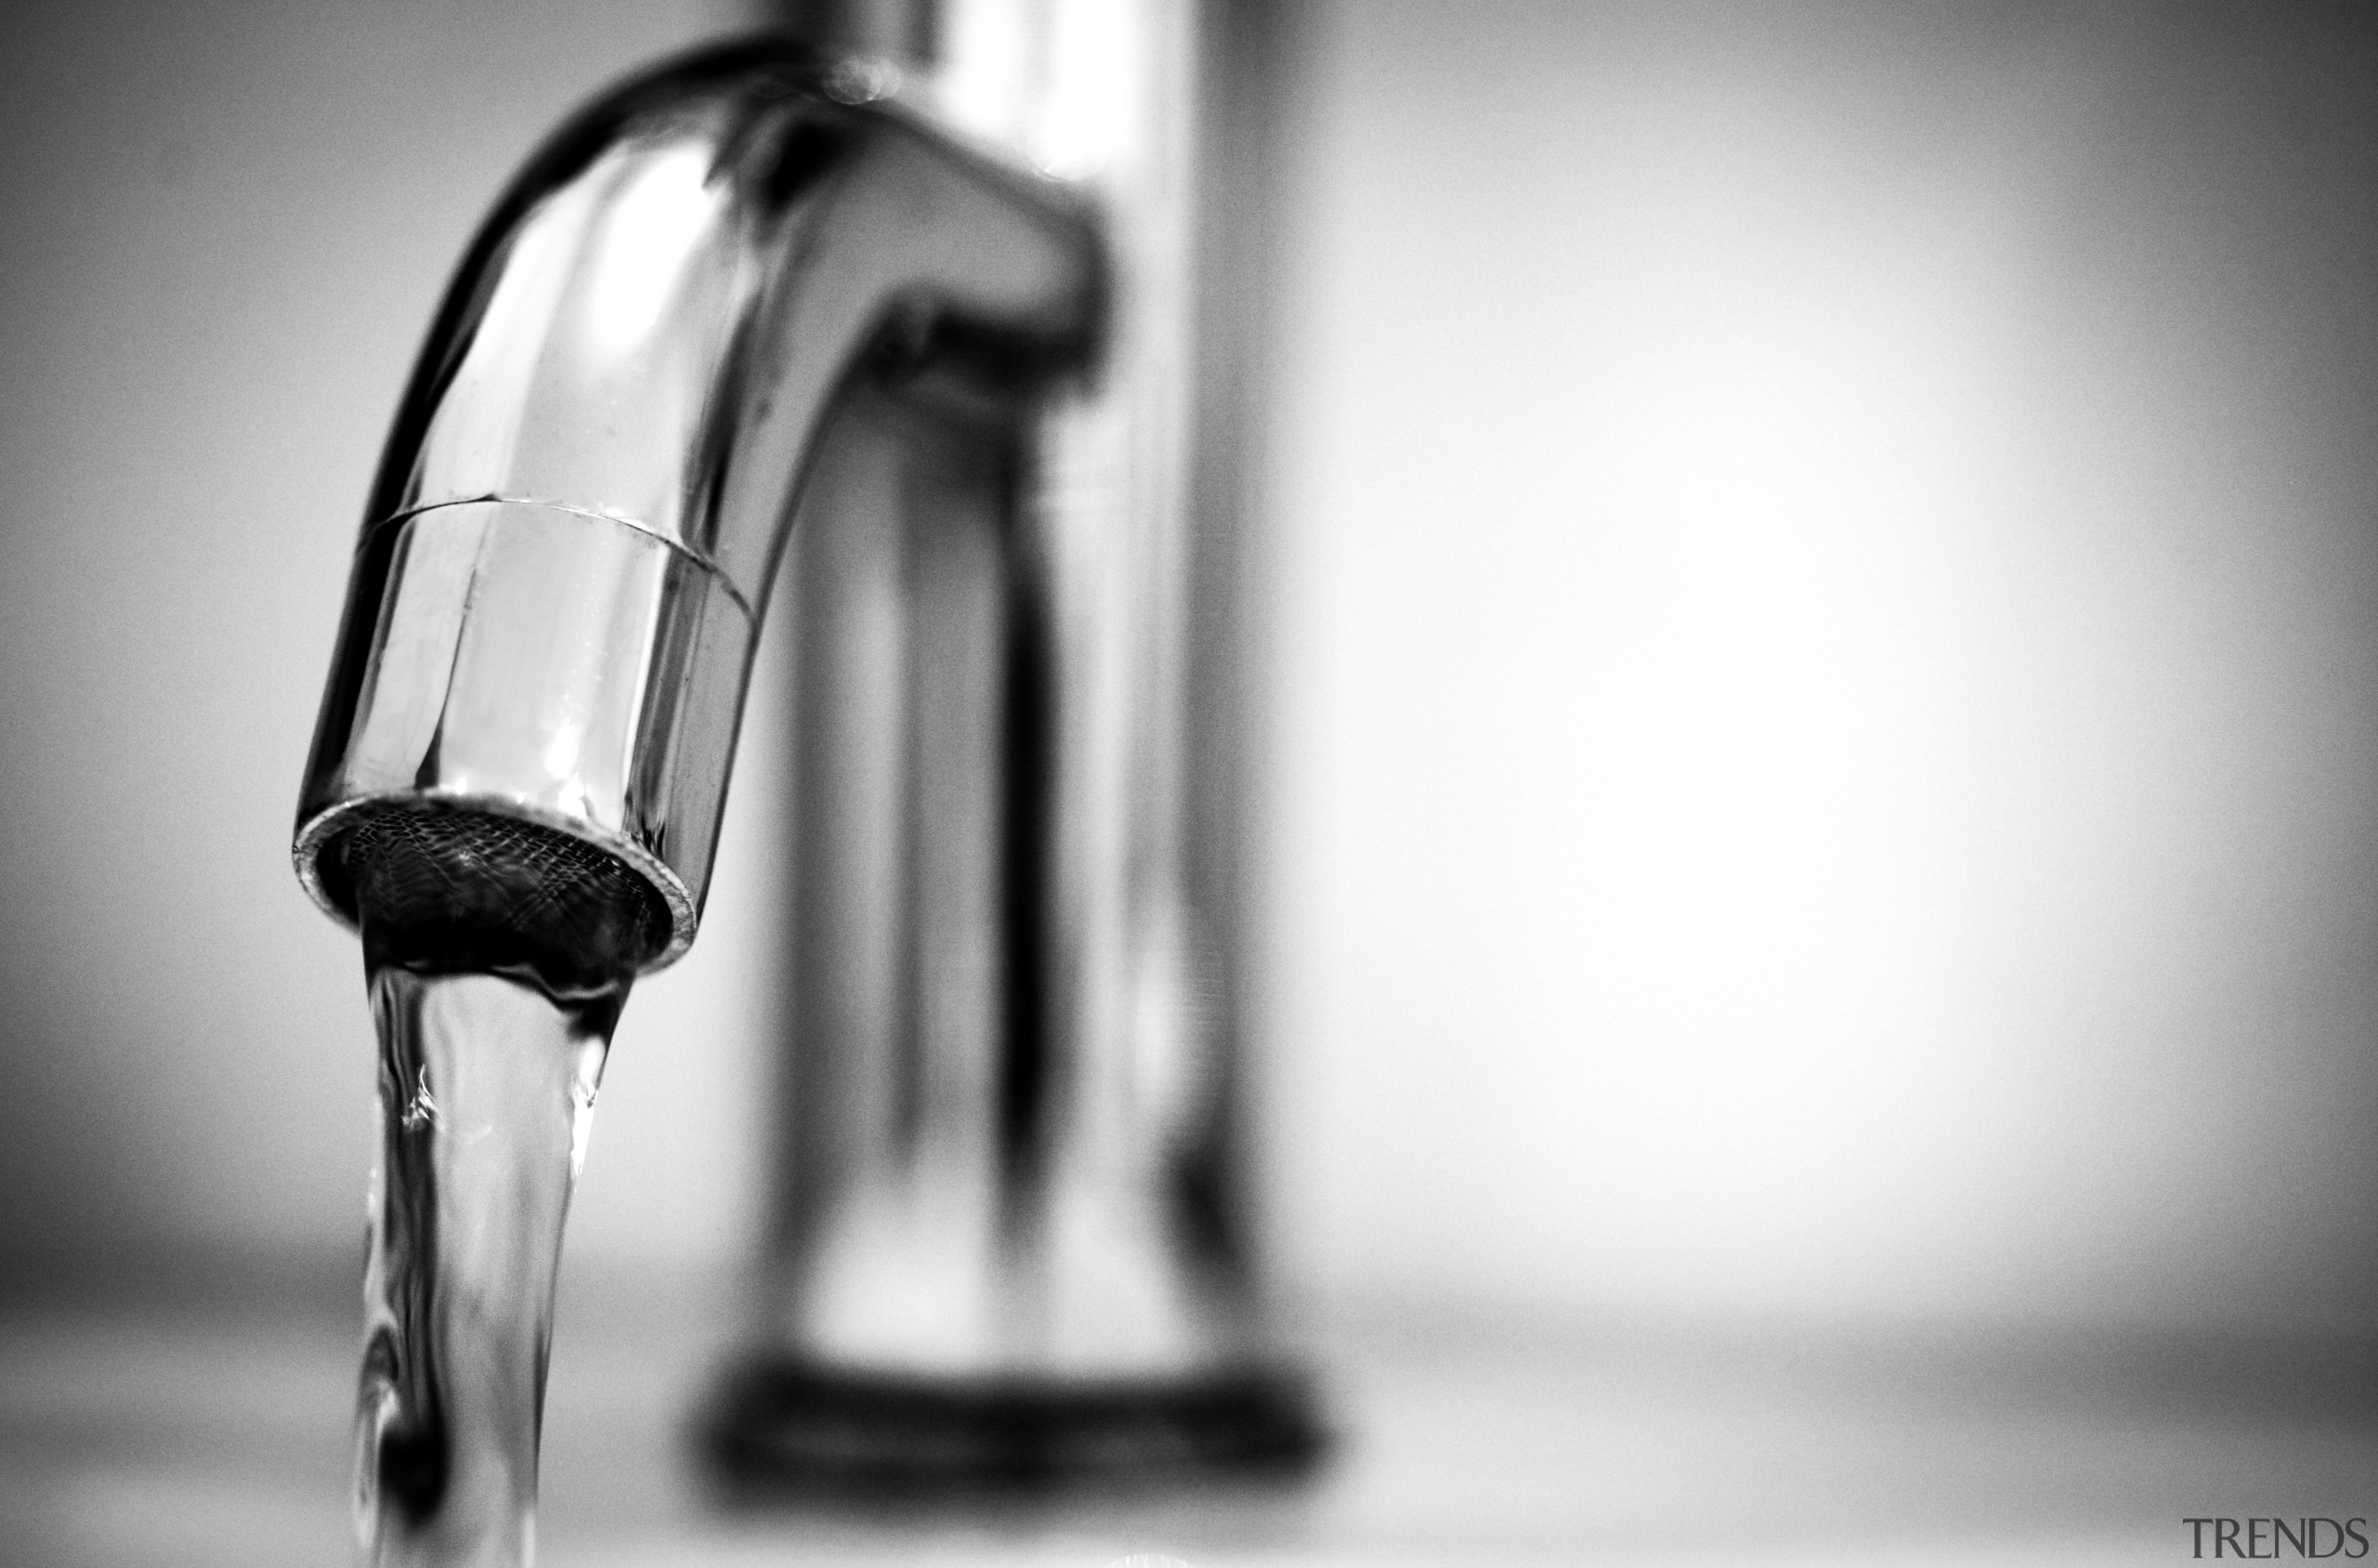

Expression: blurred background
xmin=4 ymin=0 xmax=2377 ymax=1561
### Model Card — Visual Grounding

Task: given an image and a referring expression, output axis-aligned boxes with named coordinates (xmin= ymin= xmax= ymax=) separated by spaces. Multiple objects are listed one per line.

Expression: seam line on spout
xmin=367 ymin=497 xmax=757 ymax=624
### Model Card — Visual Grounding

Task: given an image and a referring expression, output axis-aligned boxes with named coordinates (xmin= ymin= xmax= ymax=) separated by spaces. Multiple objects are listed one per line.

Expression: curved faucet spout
xmin=294 ymin=40 xmax=1103 ymax=968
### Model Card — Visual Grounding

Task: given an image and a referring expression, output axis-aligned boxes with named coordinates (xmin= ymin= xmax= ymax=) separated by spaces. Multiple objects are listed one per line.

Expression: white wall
xmin=1261 ymin=0 xmax=2378 ymax=1332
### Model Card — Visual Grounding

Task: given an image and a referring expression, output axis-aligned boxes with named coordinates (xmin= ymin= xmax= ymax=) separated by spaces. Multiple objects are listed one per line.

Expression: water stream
xmin=352 ymin=943 xmax=629 ymax=1566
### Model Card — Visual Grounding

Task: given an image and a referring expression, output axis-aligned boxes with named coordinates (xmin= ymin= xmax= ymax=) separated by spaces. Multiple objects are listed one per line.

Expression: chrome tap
xmin=294 ymin=38 xmax=1096 ymax=957
xmin=298 ymin=0 xmax=1319 ymax=1489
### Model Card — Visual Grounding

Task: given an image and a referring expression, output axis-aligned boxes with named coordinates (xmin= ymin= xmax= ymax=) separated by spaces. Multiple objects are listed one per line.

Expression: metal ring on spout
xmin=295 ymin=497 xmax=756 ymax=968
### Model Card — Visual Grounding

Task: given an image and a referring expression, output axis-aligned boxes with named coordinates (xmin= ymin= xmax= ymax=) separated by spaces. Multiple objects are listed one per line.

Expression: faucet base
xmin=698 ymin=1358 xmax=1327 ymax=1497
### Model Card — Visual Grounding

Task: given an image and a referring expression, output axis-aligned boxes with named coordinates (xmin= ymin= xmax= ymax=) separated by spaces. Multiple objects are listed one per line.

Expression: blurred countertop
xmin=4 ymin=1270 xmax=2373 ymax=1567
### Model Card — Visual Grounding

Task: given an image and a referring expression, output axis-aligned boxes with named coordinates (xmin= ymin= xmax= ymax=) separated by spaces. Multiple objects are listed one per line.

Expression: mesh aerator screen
xmin=325 ymin=805 xmax=673 ymax=985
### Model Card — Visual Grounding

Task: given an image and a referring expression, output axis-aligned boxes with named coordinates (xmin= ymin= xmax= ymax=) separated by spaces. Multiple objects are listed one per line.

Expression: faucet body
xmin=300 ymin=2 xmax=1319 ymax=1487
xmin=699 ymin=0 xmax=1324 ymax=1485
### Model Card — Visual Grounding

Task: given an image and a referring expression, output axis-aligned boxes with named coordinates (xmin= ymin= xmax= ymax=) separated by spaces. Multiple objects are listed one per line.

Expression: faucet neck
xmin=769 ymin=0 xmax=937 ymax=67
xmin=295 ymin=41 xmax=1100 ymax=967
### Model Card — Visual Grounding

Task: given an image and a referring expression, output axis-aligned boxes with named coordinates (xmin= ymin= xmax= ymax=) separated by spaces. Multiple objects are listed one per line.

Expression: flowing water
xmin=352 ymin=943 xmax=630 ymax=1566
